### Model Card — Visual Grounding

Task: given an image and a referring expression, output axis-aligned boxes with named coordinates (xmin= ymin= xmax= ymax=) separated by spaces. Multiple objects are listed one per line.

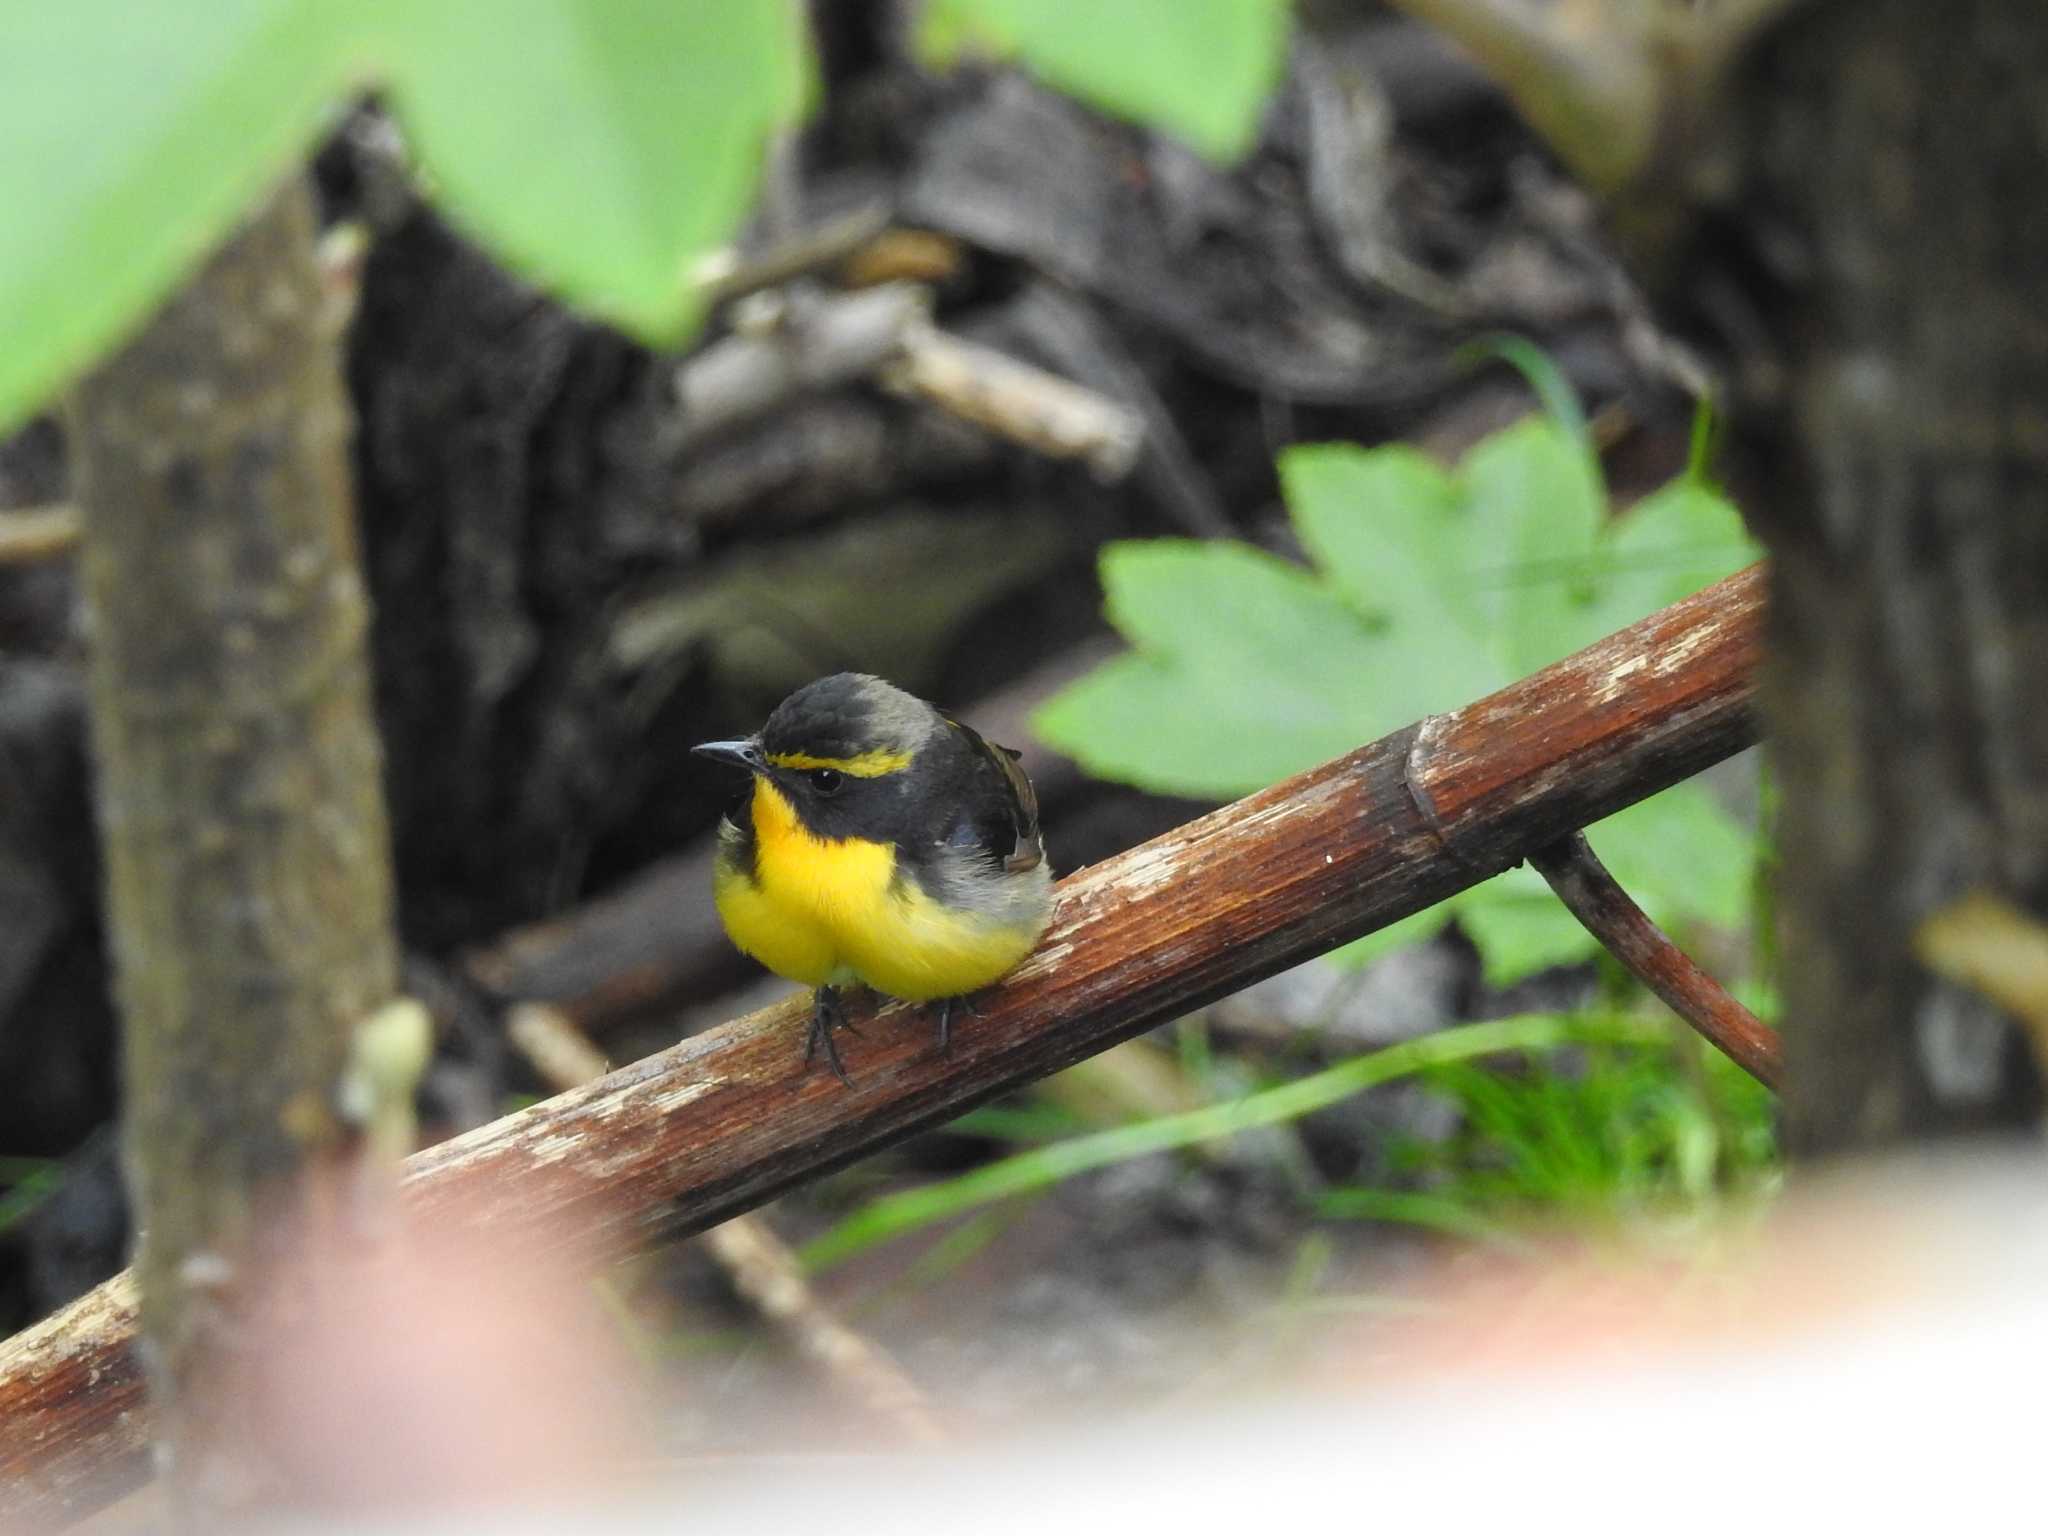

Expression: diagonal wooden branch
xmin=1531 ymin=831 xmax=1784 ymax=1087
xmin=0 ymin=563 xmax=1767 ymax=1528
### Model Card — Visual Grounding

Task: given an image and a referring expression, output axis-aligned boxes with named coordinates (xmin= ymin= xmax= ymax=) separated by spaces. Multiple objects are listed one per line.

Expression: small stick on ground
xmin=1528 ymin=831 xmax=1783 ymax=1088
xmin=880 ymin=320 xmax=1145 ymax=480
xmin=668 ymin=280 xmax=1145 ymax=478
xmin=692 ymin=202 xmax=894 ymax=308
xmin=505 ymin=1003 xmax=945 ymax=1446
xmin=0 ymin=504 xmax=81 ymax=564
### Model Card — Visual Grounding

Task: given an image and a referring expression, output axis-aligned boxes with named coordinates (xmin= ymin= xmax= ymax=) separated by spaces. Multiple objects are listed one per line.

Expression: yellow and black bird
xmin=694 ymin=673 xmax=1053 ymax=1084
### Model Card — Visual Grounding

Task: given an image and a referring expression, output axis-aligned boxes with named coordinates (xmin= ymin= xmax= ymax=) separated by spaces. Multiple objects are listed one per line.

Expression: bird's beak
xmin=693 ymin=738 xmax=765 ymax=773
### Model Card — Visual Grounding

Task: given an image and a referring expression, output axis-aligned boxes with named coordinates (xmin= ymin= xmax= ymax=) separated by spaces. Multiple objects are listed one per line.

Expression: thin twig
xmin=692 ymin=203 xmax=894 ymax=308
xmin=667 ymin=281 xmax=1145 ymax=477
xmin=1528 ymin=831 xmax=1783 ymax=1088
xmin=1008 ymin=283 xmax=1230 ymax=534
xmin=880 ymin=320 xmax=1145 ymax=481
xmin=505 ymin=1004 xmax=945 ymax=1446
xmin=698 ymin=1220 xmax=945 ymax=1446
xmin=670 ymin=282 xmax=933 ymax=449
xmin=0 ymin=503 xmax=81 ymax=564
xmin=1914 ymin=892 xmax=2048 ymax=1079
xmin=0 ymin=564 xmax=1768 ymax=1526
xmin=505 ymin=1001 xmax=612 ymax=1088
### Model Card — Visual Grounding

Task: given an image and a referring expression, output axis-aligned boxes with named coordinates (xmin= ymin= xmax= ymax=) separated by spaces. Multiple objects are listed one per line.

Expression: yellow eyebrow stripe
xmin=764 ymin=749 xmax=913 ymax=777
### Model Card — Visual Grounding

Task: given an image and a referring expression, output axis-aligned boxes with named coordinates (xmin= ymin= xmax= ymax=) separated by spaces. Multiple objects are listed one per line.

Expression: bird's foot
xmin=929 ymin=992 xmax=984 ymax=1054
xmin=805 ymin=985 xmax=858 ymax=1086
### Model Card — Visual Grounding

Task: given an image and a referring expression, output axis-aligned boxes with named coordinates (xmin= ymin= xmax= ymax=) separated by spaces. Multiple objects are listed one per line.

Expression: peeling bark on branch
xmin=59 ymin=176 xmax=401 ymax=1510
xmin=0 ymin=564 xmax=1765 ymax=1526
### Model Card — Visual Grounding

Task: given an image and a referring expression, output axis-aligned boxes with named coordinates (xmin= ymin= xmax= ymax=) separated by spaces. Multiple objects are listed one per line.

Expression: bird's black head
xmin=757 ymin=673 xmax=937 ymax=769
xmin=694 ymin=673 xmax=939 ymax=837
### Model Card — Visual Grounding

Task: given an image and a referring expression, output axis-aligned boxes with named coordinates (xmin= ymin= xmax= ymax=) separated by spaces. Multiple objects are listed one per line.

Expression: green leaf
xmin=0 ymin=2 xmax=360 ymax=431
xmin=798 ymin=1011 xmax=1673 ymax=1272
xmin=919 ymin=0 xmax=1290 ymax=162
xmin=1095 ymin=540 xmax=1337 ymax=667
xmin=1590 ymin=476 xmax=1760 ymax=626
xmin=1040 ymin=647 xmax=1359 ymax=798
xmin=1585 ymin=778 xmax=1756 ymax=933
xmin=381 ymin=0 xmax=810 ymax=344
xmin=1463 ymin=332 xmax=1598 ymax=474
xmin=1284 ymin=443 xmax=1457 ymax=620
xmin=1454 ymin=867 xmax=1599 ymax=987
xmin=1036 ymin=530 xmax=1518 ymax=797
xmin=1088 ymin=541 xmax=1385 ymax=779
xmin=1459 ymin=417 xmax=1609 ymax=675
xmin=1281 ymin=444 xmax=1500 ymax=708
xmin=1040 ymin=363 xmax=1763 ymax=989
xmin=1325 ymin=905 xmax=1452 ymax=971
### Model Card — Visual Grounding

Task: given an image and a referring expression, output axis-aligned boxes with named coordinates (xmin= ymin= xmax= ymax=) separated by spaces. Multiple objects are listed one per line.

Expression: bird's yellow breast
xmin=713 ymin=777 xmax=1044 ymax=1001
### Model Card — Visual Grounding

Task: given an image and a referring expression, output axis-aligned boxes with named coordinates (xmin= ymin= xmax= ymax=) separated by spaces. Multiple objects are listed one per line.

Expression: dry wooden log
xmin=0 ymin=563 xmax=1766 ymax=1527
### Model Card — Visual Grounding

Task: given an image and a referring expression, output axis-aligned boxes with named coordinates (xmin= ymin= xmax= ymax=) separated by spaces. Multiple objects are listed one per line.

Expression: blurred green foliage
xmin=0 ymin=1157 xmax=62 ymax=1236
xmin=379 ymin=0 xmax=813 ymax=338
xmin=1349 ymin=1031 xmax=1778 ymax=1234
xmin=0 ymin=1 xmax=808 ymax=432
xmin=1 ymin=3 xmax=359 ymax=436
xmin=1037 ymin=392 xmax=1763 ymax=985
xmin=919 ymin=0 xmax=1292 ymax=160
xmin=0 ymin=0 xmax=1290 ymax=434
xmin=799 ymin=1012 xmax=1684 ymax=1274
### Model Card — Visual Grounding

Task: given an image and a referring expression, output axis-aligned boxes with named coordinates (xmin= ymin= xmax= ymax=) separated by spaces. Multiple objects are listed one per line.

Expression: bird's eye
xmin=810 ymin=768 xmax=844 ymax=796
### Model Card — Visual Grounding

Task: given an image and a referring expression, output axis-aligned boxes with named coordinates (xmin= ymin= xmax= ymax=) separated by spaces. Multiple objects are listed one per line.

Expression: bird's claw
xmin=929 ymin=992 xmax=984 ymax=1054
xmin=806 ymin=985 xmax=855 ymax=1086
xmin=809 ymin=987 xmax=986 ymax=1079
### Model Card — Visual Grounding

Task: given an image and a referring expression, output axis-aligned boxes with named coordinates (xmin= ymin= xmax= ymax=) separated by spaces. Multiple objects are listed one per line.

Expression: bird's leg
xmin=929 ymin=992 xmax=984 ymax=1053
xmin=805 ymin=985 xmax=855 ymax=1086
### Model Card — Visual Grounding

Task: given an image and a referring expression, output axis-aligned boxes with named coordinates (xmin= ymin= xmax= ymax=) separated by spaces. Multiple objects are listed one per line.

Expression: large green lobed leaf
xmin=1037 ymin=409 xmax=1763 ymax=983
xmin=377 ymin=0 xmax=811 ymax=344
xmin=0 ymin=1 xmax=361 ymax=432
xmin=2 ymin=0 xmax=1299 ymax=432
xmin=0 ymin=0 xmax=812 ymax=432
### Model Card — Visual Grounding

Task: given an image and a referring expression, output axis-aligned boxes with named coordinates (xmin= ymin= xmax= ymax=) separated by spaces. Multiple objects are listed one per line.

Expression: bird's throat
xmin=748 ymin=776 xmax=896 ymax=917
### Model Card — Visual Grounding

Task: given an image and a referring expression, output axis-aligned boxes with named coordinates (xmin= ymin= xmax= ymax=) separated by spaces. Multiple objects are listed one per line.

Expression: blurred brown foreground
xmin=48 ymin=1143 xmax=2043 ymax=1533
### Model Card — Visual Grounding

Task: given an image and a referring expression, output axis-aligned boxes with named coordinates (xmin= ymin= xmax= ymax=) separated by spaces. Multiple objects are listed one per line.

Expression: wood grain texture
xmin=0 ymin=562 xmax=1765 ymax=1528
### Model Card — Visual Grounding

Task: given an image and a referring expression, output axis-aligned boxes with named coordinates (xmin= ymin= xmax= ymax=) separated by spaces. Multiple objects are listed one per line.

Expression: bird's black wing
xmin=944 ymin=718 xmax=1045 ymax=875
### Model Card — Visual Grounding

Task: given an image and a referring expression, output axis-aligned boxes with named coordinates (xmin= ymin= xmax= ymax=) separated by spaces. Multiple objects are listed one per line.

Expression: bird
xmin=694 ymin=673 xmax=1053 ymax=1085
